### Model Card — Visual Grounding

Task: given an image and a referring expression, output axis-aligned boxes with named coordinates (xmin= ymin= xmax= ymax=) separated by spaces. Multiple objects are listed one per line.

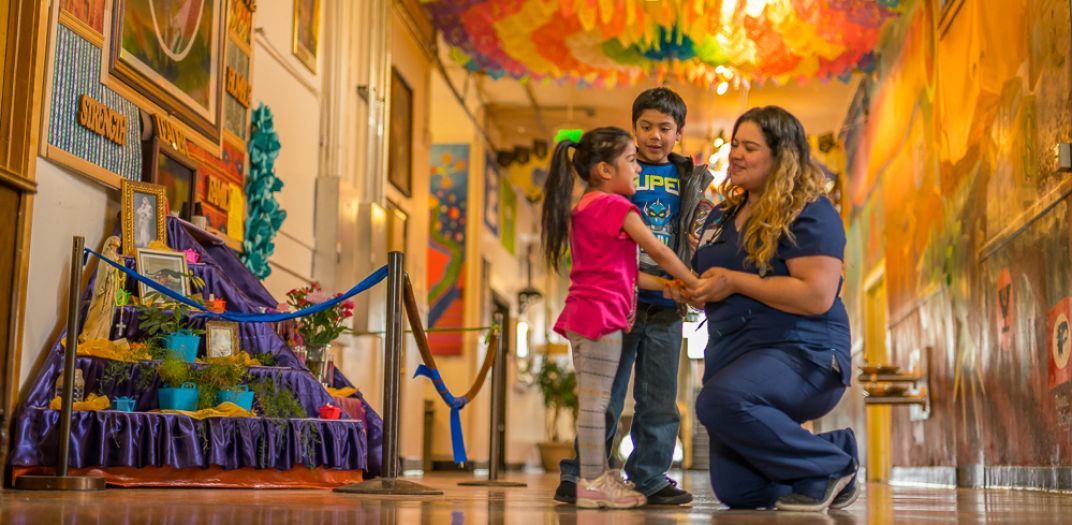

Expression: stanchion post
xmin=459 ymin=312 xmax=526 ymax=487
xmin=15 ymin=236 xmax=105 ymax=491
xmin=335 ymin=251 xmax=442 ymax=496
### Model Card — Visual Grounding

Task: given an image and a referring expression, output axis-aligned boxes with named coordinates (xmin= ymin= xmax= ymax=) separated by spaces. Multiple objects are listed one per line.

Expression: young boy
xmin=556 ymin=87 xmax=713 ymax=505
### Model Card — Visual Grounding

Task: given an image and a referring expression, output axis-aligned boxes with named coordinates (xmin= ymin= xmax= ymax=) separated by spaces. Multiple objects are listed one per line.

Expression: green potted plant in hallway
xmin=535 ymin=354 xmax=578 ymax=472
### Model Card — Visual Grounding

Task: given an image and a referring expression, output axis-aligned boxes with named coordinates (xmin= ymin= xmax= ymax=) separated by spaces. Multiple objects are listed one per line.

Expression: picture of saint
xmin=134 ymin=192 xmax=159 ymax=248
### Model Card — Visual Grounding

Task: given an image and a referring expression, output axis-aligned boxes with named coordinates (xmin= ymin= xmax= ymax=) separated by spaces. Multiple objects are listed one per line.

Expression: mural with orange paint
xmin=837 ymin=0 xmax=1072 ymax=477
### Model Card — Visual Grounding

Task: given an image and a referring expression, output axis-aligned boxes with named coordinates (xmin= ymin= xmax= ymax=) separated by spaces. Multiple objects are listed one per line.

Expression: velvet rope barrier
xmin=83 ymin=247 xmax=387 ymax=323
xmin=404 ymin=275 xmax=498 ymax=465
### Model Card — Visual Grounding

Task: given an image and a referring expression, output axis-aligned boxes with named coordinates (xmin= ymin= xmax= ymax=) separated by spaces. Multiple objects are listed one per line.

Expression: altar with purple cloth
xmin=9 ymin=218 xmax=383 ymax=488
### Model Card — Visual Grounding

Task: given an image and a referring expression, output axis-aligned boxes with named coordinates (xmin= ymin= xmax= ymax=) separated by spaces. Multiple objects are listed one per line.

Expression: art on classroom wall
xmin=292 ymin=0 xmax=320 ymax=73
xmin=228 ymin=0 xmax=254 ymax=45
xmin=109 ymin=0 xmax=224 ymax=141
xmin=500 ymin=175 xmax=517 ymax=256
xmin=60 ymin=0 xmax=107 ymax=36
xmin=387 ymin=68 xmax=413 ymax=196
xmin=483 ymin=155 xmax=499 ymax=236
xmin=427 ymin=144 xmax=470 ymax=356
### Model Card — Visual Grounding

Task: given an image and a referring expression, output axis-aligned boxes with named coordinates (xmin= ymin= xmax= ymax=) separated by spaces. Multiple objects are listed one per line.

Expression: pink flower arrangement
xmin=285 ymin=282 xmax=356 ymax=348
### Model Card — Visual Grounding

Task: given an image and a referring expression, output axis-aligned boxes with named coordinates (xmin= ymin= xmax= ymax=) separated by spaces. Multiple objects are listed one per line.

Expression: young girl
xmin=542 ymin=127 xmax=701 ymax=509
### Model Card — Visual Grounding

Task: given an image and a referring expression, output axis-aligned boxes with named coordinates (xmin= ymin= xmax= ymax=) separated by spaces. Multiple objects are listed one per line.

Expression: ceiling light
xmin=716 ymin=81 xmax=729 ymax=95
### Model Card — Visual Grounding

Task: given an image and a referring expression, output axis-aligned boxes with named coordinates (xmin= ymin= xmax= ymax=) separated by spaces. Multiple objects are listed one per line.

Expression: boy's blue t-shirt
xmin=632 ymin=161 xmax=680 ymax=308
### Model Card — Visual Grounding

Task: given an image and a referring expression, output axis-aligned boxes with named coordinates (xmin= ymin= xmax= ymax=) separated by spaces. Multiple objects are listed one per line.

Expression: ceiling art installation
xmin=421 ymin=0 xmax=903 ymax=88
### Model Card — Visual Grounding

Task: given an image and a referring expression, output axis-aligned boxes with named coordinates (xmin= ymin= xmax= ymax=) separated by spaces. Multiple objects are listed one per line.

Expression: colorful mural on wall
xmin=428 ymin=144 xmax=470 ymax=356
xmin=840 ymin=0 xmax=1072 ymax=480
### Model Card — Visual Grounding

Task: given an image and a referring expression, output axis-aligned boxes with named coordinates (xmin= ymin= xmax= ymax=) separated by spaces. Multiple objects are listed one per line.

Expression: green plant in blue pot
xmin=137 ymin=292 xmax=205 ymax=362
xmin=155 ymin=355 xmax=198 ymax=411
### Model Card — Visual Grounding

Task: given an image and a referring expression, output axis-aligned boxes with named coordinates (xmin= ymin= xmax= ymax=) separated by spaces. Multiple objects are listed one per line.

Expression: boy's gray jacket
xmin=668 ymin=152 xmax=714 ymax=270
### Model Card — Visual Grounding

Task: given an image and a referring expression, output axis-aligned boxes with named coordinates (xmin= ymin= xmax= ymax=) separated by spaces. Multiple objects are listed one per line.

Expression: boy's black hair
xmin=631 ymin=87 xmax=687 ymax=130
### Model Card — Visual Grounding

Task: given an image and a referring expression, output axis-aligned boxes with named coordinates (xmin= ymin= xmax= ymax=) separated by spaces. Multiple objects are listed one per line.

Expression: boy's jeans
xmin=560 ymin=305 xmax=683 ymax=496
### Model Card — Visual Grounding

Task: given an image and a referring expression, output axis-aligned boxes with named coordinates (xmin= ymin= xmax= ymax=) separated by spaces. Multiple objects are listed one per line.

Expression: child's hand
xmin=689 ymin=232 xmax=700 ymax=251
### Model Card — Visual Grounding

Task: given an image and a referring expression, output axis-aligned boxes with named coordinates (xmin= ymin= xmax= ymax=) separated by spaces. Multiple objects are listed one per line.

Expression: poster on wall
xmin=292 ymin=0 xmax=321 ymax=73
xmin=109 ymin=0 xmax=224 ymax=141
xmin=60 ymin=0 xmax=107 ymax=37
xmin=483 ymin=155 xmax=499 ymax=236
xmin=500 ymin=175 xmax=517 ymax=256
xmin=427 ymin=144 xmax=469 ymax=356
xmin=387 ymin=68 xmax=413 ymax=196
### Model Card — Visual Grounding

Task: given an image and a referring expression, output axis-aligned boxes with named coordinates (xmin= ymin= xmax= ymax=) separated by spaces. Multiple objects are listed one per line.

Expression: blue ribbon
xmin=413 ymin=364 xmax=468 ymax=465
xmin=84 ymin=247 xmax=387 ymax=323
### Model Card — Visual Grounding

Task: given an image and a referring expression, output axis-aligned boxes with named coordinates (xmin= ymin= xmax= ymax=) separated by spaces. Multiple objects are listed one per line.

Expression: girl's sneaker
xmin=576 ymin=471 xmax=646 ymax=509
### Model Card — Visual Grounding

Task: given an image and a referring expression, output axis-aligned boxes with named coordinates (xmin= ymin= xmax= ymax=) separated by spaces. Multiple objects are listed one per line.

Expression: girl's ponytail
xmin=541 ymin=140 xmax=577 ymax=270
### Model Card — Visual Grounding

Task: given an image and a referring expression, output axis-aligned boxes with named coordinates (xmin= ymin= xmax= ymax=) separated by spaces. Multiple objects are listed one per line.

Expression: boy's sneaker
xmin=830 ymin=479 xmax=859 ymax=510
xmin=553 ymin=480 xmax=576 ymax=504
xmin=774 ymin=472 xmax=855 ymax=512
xmin=645 ymin=480 xmax=693 ymax=505
xmin=576 ymin=471 xmax=647 ymax=509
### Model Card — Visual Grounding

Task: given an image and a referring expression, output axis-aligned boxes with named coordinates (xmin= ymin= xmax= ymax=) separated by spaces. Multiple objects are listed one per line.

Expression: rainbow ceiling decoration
xmin=422 ymin=0 xmax=903 ymax=87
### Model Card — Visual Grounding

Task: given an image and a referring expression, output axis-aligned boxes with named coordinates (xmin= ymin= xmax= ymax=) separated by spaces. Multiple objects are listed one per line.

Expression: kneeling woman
xmin=681 ymin=106 xmax=858 ymax=512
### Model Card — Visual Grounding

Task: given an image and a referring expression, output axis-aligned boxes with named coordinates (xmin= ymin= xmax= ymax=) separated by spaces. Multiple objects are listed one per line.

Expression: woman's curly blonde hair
xmin=719 ymin=106 xmax=828 ymax=275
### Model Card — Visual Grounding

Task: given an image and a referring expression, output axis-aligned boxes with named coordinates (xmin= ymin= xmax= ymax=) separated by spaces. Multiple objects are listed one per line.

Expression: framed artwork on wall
xmin=292 ymin=0 xmax=321 ymax=73
xmin=136 ymin=248 xmax=189 ymax=304
xmin=121 ymin=180 xmax=168 ymax=255
xmin=109 ymin=0 xmax=224 ymax=141
xmin=387 ymin=68 xmax=413 ymax=196
xmin=145 ymin=137 xmax=199 ymax=221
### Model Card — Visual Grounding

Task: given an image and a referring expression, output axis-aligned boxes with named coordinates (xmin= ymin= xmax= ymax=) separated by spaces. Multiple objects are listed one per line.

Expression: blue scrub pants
xmin=696 ymin=348 xmax=858 ymax=509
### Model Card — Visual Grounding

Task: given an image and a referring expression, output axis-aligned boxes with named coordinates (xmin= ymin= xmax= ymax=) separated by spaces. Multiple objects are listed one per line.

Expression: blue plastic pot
xmin=216 ymin=385 xmax=254 ymax=411
xmin=164 ymin=331 xmax=201 ymax=362
xmin=158 ymin=382 xmax=199 ymax=411
xmin=113 ymin=396 xmax=136 ymax=412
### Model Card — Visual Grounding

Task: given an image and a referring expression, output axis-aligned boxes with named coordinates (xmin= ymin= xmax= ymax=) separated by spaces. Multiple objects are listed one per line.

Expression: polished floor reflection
xmin=3 ymin=471 xmax=1072 ymax=524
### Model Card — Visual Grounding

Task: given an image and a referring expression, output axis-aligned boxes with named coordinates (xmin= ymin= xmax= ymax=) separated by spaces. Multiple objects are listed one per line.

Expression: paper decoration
xmin=421 ymin=0 xmax=902 ymax=86
xmin=242 ymin=104 xmax=286 ymax=280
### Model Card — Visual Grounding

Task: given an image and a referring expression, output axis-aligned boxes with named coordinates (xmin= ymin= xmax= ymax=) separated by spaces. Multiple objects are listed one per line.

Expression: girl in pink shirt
xmin=541 ymin=127 xmax=699 ymax=508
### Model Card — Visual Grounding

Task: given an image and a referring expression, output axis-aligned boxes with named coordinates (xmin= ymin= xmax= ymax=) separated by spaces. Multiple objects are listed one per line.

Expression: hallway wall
xmin=838 ymin=0 xmax=1072 ymax=485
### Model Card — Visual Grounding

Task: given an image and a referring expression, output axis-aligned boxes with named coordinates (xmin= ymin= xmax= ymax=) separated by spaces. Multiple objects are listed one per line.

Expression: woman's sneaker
xmin=774 ymin=472 xmax=855 ymax=512
xmin=576 ymin=471 xmax=646 ymax=509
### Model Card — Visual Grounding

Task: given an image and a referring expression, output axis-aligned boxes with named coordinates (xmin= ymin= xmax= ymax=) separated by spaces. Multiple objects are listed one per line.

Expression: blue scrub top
xmin=692 ymin=197 xmax=852 ymax=387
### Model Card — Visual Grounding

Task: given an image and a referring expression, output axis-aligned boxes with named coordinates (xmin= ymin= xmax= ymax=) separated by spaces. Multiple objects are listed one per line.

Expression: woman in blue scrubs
xmin=677 ymin=106 xmax=858 ymax=512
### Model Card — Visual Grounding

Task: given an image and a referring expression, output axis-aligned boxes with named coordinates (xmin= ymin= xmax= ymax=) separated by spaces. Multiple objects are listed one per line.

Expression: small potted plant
xmin=156 ymin=354 xmax=198 ymax=411
xmin=137 ymin=294 xmax=204 ymax=362
xmin=535 ymin=357 xmax=578 ymax=472
xmin=199 ymin=355 xmax=253 ymax=410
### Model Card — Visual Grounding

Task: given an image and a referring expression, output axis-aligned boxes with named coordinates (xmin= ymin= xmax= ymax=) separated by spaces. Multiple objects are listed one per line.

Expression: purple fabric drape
xmin=12 ymin=407 xmax=365 ymax=471
xmin=10 ymin=217 xmax=383 ymax=478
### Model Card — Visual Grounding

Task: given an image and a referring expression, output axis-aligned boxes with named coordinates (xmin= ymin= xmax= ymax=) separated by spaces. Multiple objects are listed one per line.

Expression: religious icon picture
xmin=205 ymin=321 xmax=239 ymax=358
xmin=121 ymin=180 xmax=169 ymax=255
xmin=136 ymin=248 xmax=189 ymax=305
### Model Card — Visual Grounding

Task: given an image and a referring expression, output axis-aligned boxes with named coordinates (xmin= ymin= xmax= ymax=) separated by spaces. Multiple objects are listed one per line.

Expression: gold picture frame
xmin=121 ymin=180 xmax=169 ymax=255
xmin=205 ymin=320 xmax=240 ymax=358
xmin=291 ymin=0 xmax=321 ymax=73
xmin=136 ymin=248 xmax=189 ymax=305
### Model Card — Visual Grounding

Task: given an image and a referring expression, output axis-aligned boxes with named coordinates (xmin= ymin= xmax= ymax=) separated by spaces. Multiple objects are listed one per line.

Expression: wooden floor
xmin=4 ymin=471 xmax=1072 ymax=524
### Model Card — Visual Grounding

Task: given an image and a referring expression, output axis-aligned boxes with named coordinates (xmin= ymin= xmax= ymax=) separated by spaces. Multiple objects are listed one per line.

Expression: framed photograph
xmin=136 ymin=248 xmax=189 ymax=304
xmin=121 ymin=180 xmax=169 ymax=255
xmin=387 ymin=68 xmax=413 ymax=196
xmin=109 ymin=0 xmax=224 ymax=141
xmin=205 ymin=320 xmax=239 ymax=358
xmin=292 ymin=0 xmax=321 ymax=73
xmin=145 ymin=137 xmax=199 ymax=220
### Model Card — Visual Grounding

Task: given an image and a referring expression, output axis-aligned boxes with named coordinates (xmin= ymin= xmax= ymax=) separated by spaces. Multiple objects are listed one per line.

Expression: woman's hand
xmin=663 ymin=279 xmax=706 ymax=309
xmin=687 ymin=267 xmax=737 ymax=303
